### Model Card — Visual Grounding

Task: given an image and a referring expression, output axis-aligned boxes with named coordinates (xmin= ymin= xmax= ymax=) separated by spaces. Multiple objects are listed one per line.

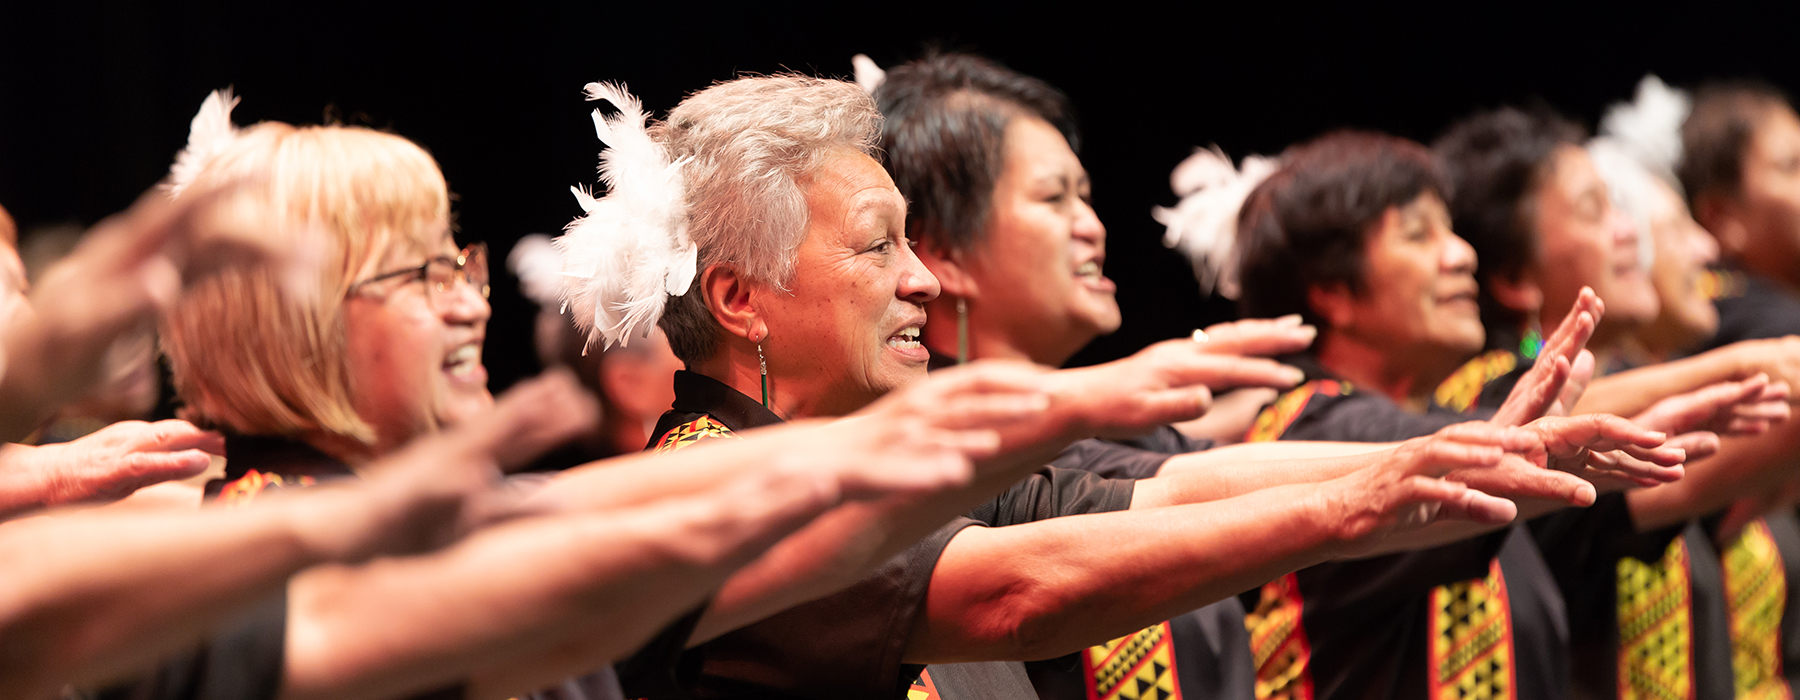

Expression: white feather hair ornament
xmin=1598 ymin=74 xmax=1690 ymax=188
xmin=1152 ymin=146 xmax=1279 ymax=299
xmin=851 ymin=54 xmax=886 ymax=94
xmin=553 ymin=81 xmax=697 ymax=350
xmin=165 ymin=88 xmax=242 ymax=198
xmin=507 ymin=234 xmax=566 ymax=308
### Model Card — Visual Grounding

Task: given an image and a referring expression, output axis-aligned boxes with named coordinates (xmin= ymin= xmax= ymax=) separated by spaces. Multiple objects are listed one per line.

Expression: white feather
xmin=507 ymin=234 xmax=567 ymax=308
xmin=1153 ymin=147 xmax=1278 ymax=299
xmin=1598 ymin=75 xmax=1690 ymax=188
xmin=554 ymin=81 xmax=696 ymax=349
xmin=852 ymin=54 xmax=886 ymax=94
xmin=165 ymin=88 xmax=241 ymax=198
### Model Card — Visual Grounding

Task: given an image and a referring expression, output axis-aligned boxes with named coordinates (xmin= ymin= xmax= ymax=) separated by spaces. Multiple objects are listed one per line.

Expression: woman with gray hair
xmin=554 ymin=73 xmax=1674 ymax=700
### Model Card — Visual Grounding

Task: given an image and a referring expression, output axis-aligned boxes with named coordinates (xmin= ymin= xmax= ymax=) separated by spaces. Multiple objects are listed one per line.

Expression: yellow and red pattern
xmin=1721 ymin=519 xmax=1792 ymax=699
xmin=653 ymin=415 xmax=736 ymax=453
xmin=1616 ymin=537 xmax=1695 ymax=700
xmin=908 ymin=669 xmax=943 ymax=700
xmin=1244 ymin=380 xmax=1348 ymax=444
xmin=1247 ymin=573 xmax=1313 ymax=700
xmin=1082 ymin=621 xmax=1182 ymax=700
xmin=1433 ymin=350 xmax=1518 ymax=415
xmin=216 ymin=468 xmax=317 ymax=507
xmin=1428 ymin=559 xmax=1516 ymax=700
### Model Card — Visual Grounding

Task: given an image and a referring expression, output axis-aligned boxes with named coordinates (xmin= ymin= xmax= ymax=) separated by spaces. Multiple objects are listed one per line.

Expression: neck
xmin=302 ymin=431 xmax=380 ymax=470
xmin=920 ymin=295 xmax=1087 ymax=367
xmin=690 ymin=343 xmax=870 ymax=420
xmin=1314 ymin=330 xmax=1463 ymax=413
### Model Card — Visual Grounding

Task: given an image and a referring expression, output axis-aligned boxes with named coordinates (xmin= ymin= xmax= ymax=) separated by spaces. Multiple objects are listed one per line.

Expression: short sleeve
xmin=681 ymin=517 xmax=983 ymax=700
xmin=966 ymin=467 xmax=1137 ymax=526
xmin=1049 ymin=439 xmax=1171 ymax=480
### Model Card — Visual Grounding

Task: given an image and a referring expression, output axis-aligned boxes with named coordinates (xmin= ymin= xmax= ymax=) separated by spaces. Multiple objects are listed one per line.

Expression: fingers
xmin=1447 ymin=455 xmax=1598 ymax=507
xmin=1426 ymin=421 xmax=1541 ymax=453
xmin=126 ymin=449 xmax=215 ymax=484
xmin=1162 ymin=353 xmax=1306 ymax=391
xmin=1493 ymin=355 xmax=1570 ymax=427
xmin=1531 ymin=413 xmax=1668 ymax=453
xmin=928 ymin=392 xmax=1052 ymax=431
xmin=1195 ymin=315 xmax=1318 ymax=357
xmin=1555 ymin=350 xmax=1596 ymax=414
xmin=129 ymin=419 xmax=227 ymax=456
xmin=477 ymin=370 xmax=602 ymax=471
xmin=1664 ymin=431 xmax=1721 ymax=464
xmin=1394 ymin=435 xmax=1508 ymax=477
xmin=1541 ymin=287 xmax=1603 ymax=366
xmin=1402 ymin=477 xmax=1517 ymax=526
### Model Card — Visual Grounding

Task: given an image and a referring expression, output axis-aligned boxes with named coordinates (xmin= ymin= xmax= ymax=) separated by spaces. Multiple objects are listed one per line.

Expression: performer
xmin=1211 ymin=128 xmax=1780 ymax=700
xmin=557 ymin=73 xmax=1679 ymax=700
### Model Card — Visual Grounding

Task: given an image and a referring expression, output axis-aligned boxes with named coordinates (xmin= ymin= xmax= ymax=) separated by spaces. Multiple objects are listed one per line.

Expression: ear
xmin=1485 ymin=271 xmax=1544 ymax=316
xmin=699 ymin=262 xmax=768 ymax=343
xmin=1693 ymin=191 xmax=1749 ymax=258
xmin=1306 ymin=281 xmax=1356 ymax=330
xmin=914 ymin=238 xmax=980 ymax=299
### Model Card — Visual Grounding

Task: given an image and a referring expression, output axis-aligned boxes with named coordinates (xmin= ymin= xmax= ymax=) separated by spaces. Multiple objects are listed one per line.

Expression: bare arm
xmin=1577 ymin=337 xmax=1800 ymax=418
xmin=0 ymin=420 xmax=222 ymax=520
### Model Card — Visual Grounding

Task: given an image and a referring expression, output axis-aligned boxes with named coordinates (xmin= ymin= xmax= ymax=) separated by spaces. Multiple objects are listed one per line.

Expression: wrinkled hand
xmin=1491 ymin=288 xmax=1603 ymax=426
xmin=1518 ymin=414 xmax=1686 ymax=493
xmin=1633 ymin=374 xmax=1791 ymax=438
xmin=290 ymin=370 xmax=598 ymax=562
xmin=2 ymin=420 xmax=224 ymax=511
xmin=1042 ymin=337 xmax=1305 ymax=439
xmin=1326 ymin=422 xmax=1574 ymax=554
xmin=1723 ymin=336 xmax=1800 ymax=401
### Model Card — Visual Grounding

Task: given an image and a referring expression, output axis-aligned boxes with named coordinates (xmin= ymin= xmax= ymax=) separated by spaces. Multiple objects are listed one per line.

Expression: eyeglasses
xmin=348 ymin=242 xmax=490 ymax=307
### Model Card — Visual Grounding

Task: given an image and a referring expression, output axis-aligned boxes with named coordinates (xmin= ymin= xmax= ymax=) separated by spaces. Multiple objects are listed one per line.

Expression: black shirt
xmin=641 ymin=370 xmax=1138 ymax=700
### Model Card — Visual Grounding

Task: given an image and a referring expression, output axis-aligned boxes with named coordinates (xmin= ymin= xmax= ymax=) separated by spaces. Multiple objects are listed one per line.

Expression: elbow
xmin=951 ymin=579 xmax=1085 ymax=662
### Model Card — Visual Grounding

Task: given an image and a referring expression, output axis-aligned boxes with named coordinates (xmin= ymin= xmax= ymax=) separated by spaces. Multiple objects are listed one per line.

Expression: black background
xmin=4 ymin=1 xmax=1799 ymax=396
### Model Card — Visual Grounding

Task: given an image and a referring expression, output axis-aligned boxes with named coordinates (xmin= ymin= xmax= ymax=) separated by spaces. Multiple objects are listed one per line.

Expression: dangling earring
xmin=1519 ymin=311 xmax=1545 ymax=360
xmin=955 ymin=297 xmax=969 ymax=365
xmin=756 ymin=337 xmax=770 ymax=407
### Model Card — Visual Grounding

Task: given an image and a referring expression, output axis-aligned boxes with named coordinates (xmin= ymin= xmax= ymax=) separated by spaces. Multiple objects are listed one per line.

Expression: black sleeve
xmin=614 ymin=605 xmax=707 ymax=700
xmin=678 ymin=517 xmax=981 ymax=700
xmin=1104 ymin=425 xmax=1214 ymax=455
xmin=966 ymin=467 xmax=1137 ymax=526
xmin=92 ymin=590 xmax=289 ymax=700
xmin=1049 ymin=439 xmax=1172 ymax=480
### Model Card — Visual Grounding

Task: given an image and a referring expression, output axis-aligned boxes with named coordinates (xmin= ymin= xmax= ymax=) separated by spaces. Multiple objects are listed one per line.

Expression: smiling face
xmin=1642 ymin=177 xmax=1721 ymax=351
xmin=961 ymin=116 xmax=1117 ymax=366
xmin=343 ymin=228 xmax=493 ymax=451
xmin=1729 ymin=105 xmax=1800 ymax=283
xmin=755 ymin=150 xmax=938 ymax=417
xmin=1334 ymin=192 xmax=1486 ymax=358
xmin=1531 ymin=145 xmax=1660 ymax=338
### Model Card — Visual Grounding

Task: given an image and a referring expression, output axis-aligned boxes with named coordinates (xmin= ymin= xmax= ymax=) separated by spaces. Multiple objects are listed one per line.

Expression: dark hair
xmin=1433 ymin=106 xmax=1585 ymax=331
xmin=1236 ymin=130 xmax=1448 ymax=329
xmin=873 ymin=51 xmax=1079 ymax=253
xmin=1680 ymin=80 xmax=1793 ymax=202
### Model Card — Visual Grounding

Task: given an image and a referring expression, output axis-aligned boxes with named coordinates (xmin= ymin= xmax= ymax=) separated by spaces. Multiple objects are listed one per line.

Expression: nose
xmin=1072 ymin=197 xmax=1107 ymax=253
xmin=897 ymin=242 xmax=941 ymax=304
xmin=440 ymin=279 xmax=492 ymax=327
xmin=1442 ymin=227 xmax=1478 ymax=274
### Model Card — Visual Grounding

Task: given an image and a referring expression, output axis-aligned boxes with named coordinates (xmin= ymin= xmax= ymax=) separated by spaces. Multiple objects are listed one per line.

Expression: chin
xmin=436 ymin=390 xmax=495 ymax=428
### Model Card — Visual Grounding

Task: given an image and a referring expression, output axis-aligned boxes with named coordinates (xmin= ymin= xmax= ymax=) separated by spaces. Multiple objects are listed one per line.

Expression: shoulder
xmin=652 ymin=414 xmax=738 ymax=454
xmin=1244 ymin=379 xmax=1354 ymax=442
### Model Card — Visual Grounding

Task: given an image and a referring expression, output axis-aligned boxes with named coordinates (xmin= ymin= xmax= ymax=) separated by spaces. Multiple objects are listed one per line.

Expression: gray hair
xmin=654 ymin=74 xmax=881 ymax=365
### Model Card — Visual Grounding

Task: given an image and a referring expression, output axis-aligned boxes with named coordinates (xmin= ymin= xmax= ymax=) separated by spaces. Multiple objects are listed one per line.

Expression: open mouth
xmin=1074 ymin=259 xmax=1117 ymax=292
xmin=443 ymin=342 xmax=485 ymax=380
xmin=887 ymin=326 xmax=922 ymax=351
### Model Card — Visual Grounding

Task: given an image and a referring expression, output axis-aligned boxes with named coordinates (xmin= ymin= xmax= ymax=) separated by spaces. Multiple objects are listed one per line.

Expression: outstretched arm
xmin=0 ymin=420 xmax=223 ymax=520
xmin=0 ymin=373 xmax=592 ymax=699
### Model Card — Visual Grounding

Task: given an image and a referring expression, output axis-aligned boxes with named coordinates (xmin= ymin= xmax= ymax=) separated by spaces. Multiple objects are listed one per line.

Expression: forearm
xmin=1149 ymin=441 xmax=1393 ymax=500
xmin=0 ymin=502 xmax=329 ymax=697
xmin=1627 ymin=421 xmax=1800 ymax=530
xmin=284 ymin=472 xmax=837 ymax=700
xmin=690 ymin=458 xmax=1058 ymax=644
xmin=1577 ymin=347 xmax=1751 ymax=417
xmin=904 ymin=482 xmax=1350 ymax=663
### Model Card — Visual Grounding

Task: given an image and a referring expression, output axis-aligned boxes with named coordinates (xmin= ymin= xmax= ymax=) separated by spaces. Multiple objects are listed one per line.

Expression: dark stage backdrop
xmin=5 ymin=1 xmax=1800 ymax=398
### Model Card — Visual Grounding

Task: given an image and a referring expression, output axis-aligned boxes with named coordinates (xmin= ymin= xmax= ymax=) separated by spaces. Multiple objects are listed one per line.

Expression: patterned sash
xmin=1721 ymin=519 xmax=1792 ymax=699
xmin=909 ymin=669 xmax=944 ymax=700
xmin=216 ymin=468 xmax=316 ymax=506
xmin=1079 ymin=621 xmax=1182 ymax=700
xmin=1432 ymin=350 xmax=1517 ymax=415
xmin=654 ymin=415 xmax=736 ymax=452
xmin=1427 ymin=559 xmax=1516 ymax=700
xmin=1616 ymin=537 xmax=1694 ymax=700
xmin=1247 ymin=573 xmax=1313 ymax=700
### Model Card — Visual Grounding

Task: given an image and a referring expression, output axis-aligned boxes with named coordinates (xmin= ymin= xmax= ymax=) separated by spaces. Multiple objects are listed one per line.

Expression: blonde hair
xmin=160 ymin=122 xmax=450 ymax=444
